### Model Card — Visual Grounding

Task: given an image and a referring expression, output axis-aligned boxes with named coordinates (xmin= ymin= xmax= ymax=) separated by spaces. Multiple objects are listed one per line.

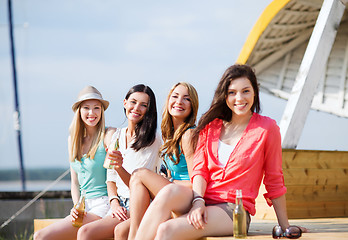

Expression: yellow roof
xmin=237 ymin=0 xmax=291 ymax=64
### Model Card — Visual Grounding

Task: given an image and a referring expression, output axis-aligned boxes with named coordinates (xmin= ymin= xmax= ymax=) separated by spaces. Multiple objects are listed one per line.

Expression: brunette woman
xmin=138 ymin=65 xmax=304 ymax=240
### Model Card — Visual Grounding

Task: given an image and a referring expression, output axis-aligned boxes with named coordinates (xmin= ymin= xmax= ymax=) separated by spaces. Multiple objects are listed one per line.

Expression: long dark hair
xmin=124 ymin=84 xmax=157 ymax=151
xmin=193 ymin=64 xmax=260 ymax=141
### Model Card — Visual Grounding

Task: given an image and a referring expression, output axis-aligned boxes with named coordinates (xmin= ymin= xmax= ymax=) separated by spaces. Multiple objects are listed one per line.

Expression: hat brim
xmin=72 ymin=98 xmax=109 ymax=112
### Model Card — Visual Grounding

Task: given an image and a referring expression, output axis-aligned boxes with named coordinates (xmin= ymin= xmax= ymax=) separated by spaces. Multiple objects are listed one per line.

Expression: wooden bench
xmin=34 ymin=217 xmax=348 ymax=239
xmin=34 ymin=218 xmax=63 ymax=233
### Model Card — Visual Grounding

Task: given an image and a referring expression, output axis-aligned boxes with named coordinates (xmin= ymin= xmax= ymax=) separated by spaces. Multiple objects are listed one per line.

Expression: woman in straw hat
xmin=76 ymin=84 xmax=162 ymax=240
xmin=34 ymin=86 xmax=115 ymax=240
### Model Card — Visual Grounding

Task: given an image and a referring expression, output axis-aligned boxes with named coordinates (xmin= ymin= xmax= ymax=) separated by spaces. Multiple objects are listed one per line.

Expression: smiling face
xmin=168 ymin=84 xmax=192 ymax=122
xmin=226 ymin=77 xmax=255 ymax=117
xmin=79 ymin=99 xmax=102 ymax=127
xmin=124 ymin=92 xmax=149 ymax=124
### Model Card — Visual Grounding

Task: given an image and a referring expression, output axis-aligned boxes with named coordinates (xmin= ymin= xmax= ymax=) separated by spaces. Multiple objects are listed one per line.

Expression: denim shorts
xmin=85 ymin=195 xmax=110 ymax=218
xmin=118 ymin=196 xmax=130 ymax=210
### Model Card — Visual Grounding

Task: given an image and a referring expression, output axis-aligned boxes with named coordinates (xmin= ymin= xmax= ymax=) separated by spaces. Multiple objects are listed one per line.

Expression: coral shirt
xmin=191 ymin=113 xmax=286 ymax=215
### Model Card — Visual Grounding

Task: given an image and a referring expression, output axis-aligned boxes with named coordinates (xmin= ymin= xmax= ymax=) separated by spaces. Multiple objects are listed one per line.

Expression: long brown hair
xmin=160 ymin=82 xmax=199 ymax=164
xmin=193 ymin=64 xmax=260 ymax=142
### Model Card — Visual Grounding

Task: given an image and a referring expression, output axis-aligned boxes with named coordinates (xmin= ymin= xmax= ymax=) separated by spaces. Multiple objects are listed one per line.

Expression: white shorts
xmin=85 ymin=196 xmax=110 ymax=218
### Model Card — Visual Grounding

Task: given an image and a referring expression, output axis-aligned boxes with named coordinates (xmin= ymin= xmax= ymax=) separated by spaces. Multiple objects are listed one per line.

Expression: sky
xmin=0 ymin=0 xmax=347 ymax=170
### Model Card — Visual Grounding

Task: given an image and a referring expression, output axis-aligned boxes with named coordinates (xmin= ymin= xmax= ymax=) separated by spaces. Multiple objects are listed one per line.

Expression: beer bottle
xmin=103 ymin=128 xmax=121 ymax=169
xmin=72 ymin=190 xmax=86 ymax=227
xmin=233 ymin=189 xmax=247 ymax=238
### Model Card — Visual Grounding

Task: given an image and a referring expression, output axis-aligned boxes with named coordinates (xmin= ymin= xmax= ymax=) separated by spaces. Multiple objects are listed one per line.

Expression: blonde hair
xmin=160 ymin=82 xmax=199 ymax=164
xmin=69 ymin=104 xmax=106 ymax=162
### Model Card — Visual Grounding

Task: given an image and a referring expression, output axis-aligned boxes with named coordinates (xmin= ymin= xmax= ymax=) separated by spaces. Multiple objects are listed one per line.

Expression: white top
xmin=218 ymin=139 xmax=235 ymax=167
xmin=106 ymin=127 xmax=162 ymax=198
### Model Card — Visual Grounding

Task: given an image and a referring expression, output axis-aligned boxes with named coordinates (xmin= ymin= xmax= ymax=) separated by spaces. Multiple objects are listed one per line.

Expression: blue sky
xmin=1 ymin=0 xmax=347 ymax=169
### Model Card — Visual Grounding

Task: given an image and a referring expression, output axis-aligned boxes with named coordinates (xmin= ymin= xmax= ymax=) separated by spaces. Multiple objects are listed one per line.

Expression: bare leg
xmin=128 ymin=168 xmax=171 ymax=240
xmin=134 ymin=183 xmax=193 ymax=240
xmin=155 ymin=206 xmax=234 ymax=240
xmin=77 ymin=215 xmax=126 ymax=240
xmin=34 ymin=213 xmax=101 ymax=240
xmin=114 ymin=218 xmax=130 ymax=240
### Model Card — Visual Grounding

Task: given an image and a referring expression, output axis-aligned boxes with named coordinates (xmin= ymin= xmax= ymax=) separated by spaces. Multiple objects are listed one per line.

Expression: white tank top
xmin=218 ymin=139 xmax=235 ymax=167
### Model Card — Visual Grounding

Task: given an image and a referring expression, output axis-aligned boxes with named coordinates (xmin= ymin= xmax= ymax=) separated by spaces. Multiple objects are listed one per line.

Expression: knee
xmin=77 ymin=224 xmax=92 ymax=240
xmin=156 ymin=221 xmax=175 ymax=240
xmin=33 ymin=228 xmax=50 ymax=240
xmin=33 ymin=230 xmax=42 ymax=240
xmin=130 ymin=168 xmax=151 ymax=185
xmin=156 ymin=184 xmax=182 ymax=201
xmin=114 ymin=223 xmax=128 ymax=240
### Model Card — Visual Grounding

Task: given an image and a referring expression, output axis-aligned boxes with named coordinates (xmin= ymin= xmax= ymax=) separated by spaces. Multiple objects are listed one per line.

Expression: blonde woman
xmin=114 ymin=82 xmax=199 ymax=240
xmin=34 ymin=86 xmax=115 ymax=240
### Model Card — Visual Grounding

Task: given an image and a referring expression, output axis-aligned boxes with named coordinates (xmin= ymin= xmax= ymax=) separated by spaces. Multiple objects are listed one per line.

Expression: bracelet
xmin=192 ymin=196 xmax=205 ymax=205
xmin=109 ymin=195 xmax=120 ymax=204
xmin=169 ymin=177 xmax=174 ymax=183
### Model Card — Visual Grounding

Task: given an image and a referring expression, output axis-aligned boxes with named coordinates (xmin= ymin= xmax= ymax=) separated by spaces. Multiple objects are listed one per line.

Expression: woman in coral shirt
xmin=150 ymin=64 xmax=304 ymax=239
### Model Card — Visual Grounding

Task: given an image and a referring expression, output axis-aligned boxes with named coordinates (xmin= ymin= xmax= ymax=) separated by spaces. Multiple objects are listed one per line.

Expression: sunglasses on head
xmin=272 ymin=225 xmax=302 ymax=239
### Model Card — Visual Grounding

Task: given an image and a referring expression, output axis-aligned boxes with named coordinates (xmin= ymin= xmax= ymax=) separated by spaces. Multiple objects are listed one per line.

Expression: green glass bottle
xmin=72 ymin=190 xmax=86 ymax=227
xmin=233 ymin=189 xmax=247 ymax=238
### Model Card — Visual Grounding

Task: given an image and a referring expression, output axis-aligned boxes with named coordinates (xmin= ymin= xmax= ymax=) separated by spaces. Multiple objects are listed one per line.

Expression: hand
xmin=107 ymin=150 xmax=123 ymax=169
xmin=299 ymin=226 xmax=308 ymax=233
xmin=111 ymin=201 xmax=128 ymax=221
xmin=70 ymin=207 xmax=86 ymax=222
xmin=187 ymin=200 xmax=207 ymax=229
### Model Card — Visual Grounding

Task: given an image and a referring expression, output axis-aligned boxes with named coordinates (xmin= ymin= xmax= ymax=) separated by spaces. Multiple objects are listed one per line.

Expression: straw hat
xmin=72 ymin=86 xmax=109 ymax=112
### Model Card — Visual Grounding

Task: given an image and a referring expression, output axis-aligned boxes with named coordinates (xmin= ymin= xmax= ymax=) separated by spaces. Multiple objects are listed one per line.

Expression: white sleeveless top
xmin=218 ymin=139 xmax=235 ymax=167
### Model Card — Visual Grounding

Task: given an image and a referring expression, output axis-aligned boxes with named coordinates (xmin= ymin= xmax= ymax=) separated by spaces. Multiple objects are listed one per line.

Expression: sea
xmin=0 ymin=180 xmax=71 ymax=192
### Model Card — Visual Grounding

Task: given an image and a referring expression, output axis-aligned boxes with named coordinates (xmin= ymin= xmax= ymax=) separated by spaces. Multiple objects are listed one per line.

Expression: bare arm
xmin=271 ymin=194 xmax=290 ymax=230
xmin=187 ymin=175 xmax=208 ymax=229
xmin=105 ymin=127 xmax=131 ymax=187
xmin=107 ymin=181 xmax=128 ymax=221
xmin=104 ymin=127 xmax=116 ymax=149
xmin=181 ymin=128 xmax=195 ymax=179
xmin=68 ymin=136 xmax=80 ymax=205
xmin=70 ymin=166 xmax=80 ymax=205
xmin=177 ymin=128 xmax=195 ymax=187
xmin=114 ymin=167 xmax=131 ymax=187
xmin=192 ymin=175 xmax=207 ymax=198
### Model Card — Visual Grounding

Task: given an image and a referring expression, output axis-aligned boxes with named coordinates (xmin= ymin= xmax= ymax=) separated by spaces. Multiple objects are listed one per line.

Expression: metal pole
xmin=8 ymin=0 xmax=26 ymax=191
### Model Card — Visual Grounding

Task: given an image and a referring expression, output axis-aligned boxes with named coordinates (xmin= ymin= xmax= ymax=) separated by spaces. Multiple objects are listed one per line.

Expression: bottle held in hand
xmin=233 ymin=189 xmax=247 ymax=238
xmin=72 ymin=190 xmax=86 ymax=227
xmin=103 ymin=128 xmax=121 ymax=169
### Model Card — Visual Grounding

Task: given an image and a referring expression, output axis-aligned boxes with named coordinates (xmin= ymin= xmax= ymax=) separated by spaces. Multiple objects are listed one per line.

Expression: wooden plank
xmin=200 ymin=218 xmax=348 ymax=240
xmin=284 ymin=168 xmax=348 ymax=186
xmin=285 ymin=185 xmax=348 ymax=201
xmin=287 ymin=201 xmax=348 ymax=218
xmin=283 ymin=151 xmax=348 ymax=169
xmin=34 ymin=218 xmax=62 ymax=232
xmin=280 ymin=0 xmax=346 ymax=148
